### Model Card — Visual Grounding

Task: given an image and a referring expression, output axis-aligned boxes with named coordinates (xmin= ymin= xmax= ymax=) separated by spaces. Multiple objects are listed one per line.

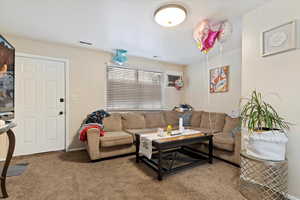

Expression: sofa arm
xmin=86 ymin=128 xmax=100 ymax=160
xmin=233 ymin=132 xmax=242 ymax=165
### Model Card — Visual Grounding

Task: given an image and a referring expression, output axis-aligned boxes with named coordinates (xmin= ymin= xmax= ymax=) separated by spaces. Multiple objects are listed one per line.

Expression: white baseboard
xmin=288 ymin=194 xmax=300 ymax=200
xmin=67 ymin=147 xmax=85 ymax=152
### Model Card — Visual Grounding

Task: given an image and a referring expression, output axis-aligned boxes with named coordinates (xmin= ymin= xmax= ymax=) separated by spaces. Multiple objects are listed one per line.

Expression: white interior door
xmin=15 ymin=55 xmax=66 ymax=156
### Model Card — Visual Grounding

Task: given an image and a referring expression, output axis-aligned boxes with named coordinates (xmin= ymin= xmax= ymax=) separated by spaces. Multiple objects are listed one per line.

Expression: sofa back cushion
xmin=144 ymin=112 xmax=166 ymax=128
xmin=223 ymin=116 xmax=241 ymax=133
xmin=200 ymin=112 xmax=226 ymax=132
xmin=103 ymin=113 xmax=123 ymax=132
xmin=163 ymin=111 xmax=180 ymax=126
xmin=190 ymin=111 xmax=203 ymax=127
xmin=122 ymin=112 xmax=146 ymax=129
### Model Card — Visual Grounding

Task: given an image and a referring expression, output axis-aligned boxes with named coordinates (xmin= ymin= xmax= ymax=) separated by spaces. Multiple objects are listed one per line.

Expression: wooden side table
xmin=239 ymin=151 xmax=288 ymax=200
xmin=0 ymin=122 xmax=16 ymax=198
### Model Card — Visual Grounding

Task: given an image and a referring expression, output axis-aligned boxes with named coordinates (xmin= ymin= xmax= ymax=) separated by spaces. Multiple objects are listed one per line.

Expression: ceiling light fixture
xmin=154 ymin=4 xmax=187 ymax=27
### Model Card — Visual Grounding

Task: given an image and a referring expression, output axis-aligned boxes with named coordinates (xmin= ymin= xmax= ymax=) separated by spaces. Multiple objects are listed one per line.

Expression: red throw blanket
xmin=79 ymin=123 xmax=105 ymax=141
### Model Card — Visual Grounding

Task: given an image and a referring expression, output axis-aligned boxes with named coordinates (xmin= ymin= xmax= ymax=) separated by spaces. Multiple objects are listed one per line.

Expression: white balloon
xmin=193 ymin=20 xmax=210 ymax=43
xmin=218 ymin=21 xmax=233 ymax=43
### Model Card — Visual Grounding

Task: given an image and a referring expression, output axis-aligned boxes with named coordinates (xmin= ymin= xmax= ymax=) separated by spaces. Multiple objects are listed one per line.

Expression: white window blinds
xmin=106 ymin=66 xmax=163 ymax=110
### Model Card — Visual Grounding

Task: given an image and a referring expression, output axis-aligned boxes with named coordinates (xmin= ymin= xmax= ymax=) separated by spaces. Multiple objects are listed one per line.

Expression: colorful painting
xmin=209 ymin=66 xmax=229 ymax=93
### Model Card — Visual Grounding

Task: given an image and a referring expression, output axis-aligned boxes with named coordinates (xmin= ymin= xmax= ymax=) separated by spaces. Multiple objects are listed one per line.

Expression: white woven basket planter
xmin=244 ymin=130 xmax=288 ymax=161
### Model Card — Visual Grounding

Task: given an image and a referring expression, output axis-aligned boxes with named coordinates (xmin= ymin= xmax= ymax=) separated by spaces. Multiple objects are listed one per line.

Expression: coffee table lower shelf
xmin=136 ymin=146 xmax=212 ymax=181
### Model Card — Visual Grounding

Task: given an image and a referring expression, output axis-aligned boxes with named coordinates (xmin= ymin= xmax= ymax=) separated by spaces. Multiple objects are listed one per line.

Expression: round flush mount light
xmin=154 ymin=4 xmax=187 ymax=27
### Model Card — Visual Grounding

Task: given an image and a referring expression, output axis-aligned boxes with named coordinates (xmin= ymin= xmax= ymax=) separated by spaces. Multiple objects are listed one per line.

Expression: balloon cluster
xmin=193 ymin=20 xmax=232 ymax=54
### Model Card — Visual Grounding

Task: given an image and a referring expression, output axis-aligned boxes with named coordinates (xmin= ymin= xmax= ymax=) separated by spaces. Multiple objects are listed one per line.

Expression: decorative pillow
xmin=144 ymin=112 xmax=166 ymax=128
xmin=223 ymin=116 xmax=241 ymax=133
xmin=164 ymin=111 xmax=180 ymax=126
xmin=190 ymin=111 xmax=203 ymax=127
xmin=230 ymin=126 xmax=241 ymax=137
xmin=103 ymin=113 xmax=123 ymax=132
xmin=181 ymin=112 xmax=193 ymax=126
xmin=121 ymin=113 xmax=146 ymax=129
xmin=200 ymin=112 xmax=226 ymax=132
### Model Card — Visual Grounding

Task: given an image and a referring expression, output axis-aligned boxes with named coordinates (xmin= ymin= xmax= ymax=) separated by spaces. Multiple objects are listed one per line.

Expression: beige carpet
xmin=2 ymin=151 xmax=246 ymax=200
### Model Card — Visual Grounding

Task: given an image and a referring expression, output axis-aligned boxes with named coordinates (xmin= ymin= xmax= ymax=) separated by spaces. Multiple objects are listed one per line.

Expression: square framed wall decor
xmin=165 ymin=71 xmax=183 ymax=88
xmin=209 ymin=66 xmax=229 ymax=93
xmin=262 ymin=20 xmax=298 ymax=57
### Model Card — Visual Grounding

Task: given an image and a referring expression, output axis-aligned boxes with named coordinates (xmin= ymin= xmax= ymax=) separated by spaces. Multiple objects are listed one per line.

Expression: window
xmin=106 ymin=65 xmax=163 ymax=110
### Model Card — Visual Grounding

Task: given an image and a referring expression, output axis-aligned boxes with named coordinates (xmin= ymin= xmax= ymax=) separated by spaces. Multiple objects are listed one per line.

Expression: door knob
xmin=59 ymin=111 xmax=64 ymax=115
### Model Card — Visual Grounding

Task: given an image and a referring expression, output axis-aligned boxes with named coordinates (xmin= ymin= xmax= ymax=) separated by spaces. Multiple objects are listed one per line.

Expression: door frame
xmin=15 ymin=52 xmax=70 ymax=152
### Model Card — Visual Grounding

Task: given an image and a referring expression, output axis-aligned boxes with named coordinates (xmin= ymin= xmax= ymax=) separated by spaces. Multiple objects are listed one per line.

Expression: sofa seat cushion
xmin=144 ymin=112 xmax=166 ymax=128
xmin=125 ymin=128 xmax=157 ymax=141
xmin=213 ymin=133 xmax=234 ymax=152
xmin=100 ymin=131 xmax=133 ymax=147
xmin=122 ymin=113 xmax=146 ymax=129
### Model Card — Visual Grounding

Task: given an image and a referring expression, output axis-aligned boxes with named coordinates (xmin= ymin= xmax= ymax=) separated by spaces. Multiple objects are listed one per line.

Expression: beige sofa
xmin=85 ymin=111 xmax=241 ymax=165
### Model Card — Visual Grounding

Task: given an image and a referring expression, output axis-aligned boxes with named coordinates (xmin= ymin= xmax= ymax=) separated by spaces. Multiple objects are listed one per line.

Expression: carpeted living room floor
xmin=2 ymin=151 xmax=246 ymax=200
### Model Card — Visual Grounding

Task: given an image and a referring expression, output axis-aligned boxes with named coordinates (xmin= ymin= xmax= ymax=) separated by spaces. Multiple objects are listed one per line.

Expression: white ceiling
xmin=0 ymin=0 xmax=270 ymax=65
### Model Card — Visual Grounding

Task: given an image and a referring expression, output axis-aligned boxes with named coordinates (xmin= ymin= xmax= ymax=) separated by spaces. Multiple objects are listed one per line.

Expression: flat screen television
xmin=0 ymin=35 xmax=15 ymax=120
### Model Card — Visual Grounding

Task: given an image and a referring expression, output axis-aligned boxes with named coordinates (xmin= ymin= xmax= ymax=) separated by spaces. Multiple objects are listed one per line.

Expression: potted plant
xmin=240 ymin=90 xmax=290 ymax=161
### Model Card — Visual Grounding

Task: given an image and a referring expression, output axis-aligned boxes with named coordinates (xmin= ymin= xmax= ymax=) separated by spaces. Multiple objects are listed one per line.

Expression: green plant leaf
xmin=240 ymin=90 xmax=291 ymax=132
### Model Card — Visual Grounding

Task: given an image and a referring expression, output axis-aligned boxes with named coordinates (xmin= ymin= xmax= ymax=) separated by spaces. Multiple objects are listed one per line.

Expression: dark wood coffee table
xmin=135 ymin=132 xmax=213 ymax=181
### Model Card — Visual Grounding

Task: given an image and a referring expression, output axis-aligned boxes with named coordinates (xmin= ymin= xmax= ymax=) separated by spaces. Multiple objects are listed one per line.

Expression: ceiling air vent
xmin=79 ymin=41 xmax=93 ymax=46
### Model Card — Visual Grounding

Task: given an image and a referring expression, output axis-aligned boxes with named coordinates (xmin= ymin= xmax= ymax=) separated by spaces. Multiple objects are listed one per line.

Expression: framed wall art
xmin=209 ymin=66 xmax=229 ymax=93
xmin=165 ymin=71 xmax=183 ymax=88
xmin=262 ymin=20 xmax=298 ymax=57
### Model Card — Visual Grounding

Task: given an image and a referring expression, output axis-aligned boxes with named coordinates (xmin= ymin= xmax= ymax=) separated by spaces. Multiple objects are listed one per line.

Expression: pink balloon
xmin=201 ymin=30 xmax=220 ymax=53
